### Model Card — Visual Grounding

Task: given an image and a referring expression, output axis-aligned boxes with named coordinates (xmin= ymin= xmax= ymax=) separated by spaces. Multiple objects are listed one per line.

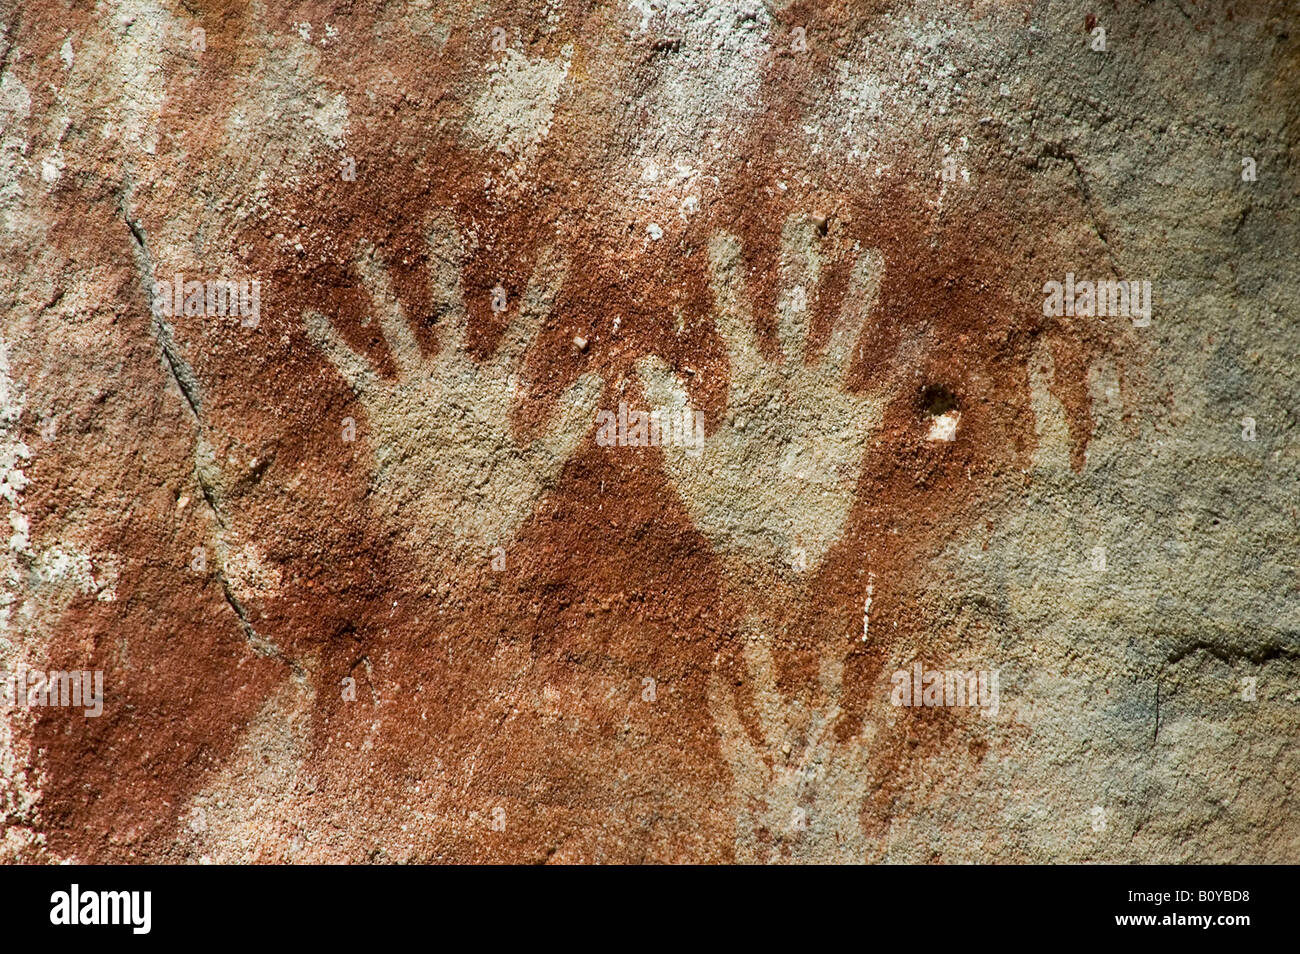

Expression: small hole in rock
xmin=919 ymin=384 xmax=959 ymax=417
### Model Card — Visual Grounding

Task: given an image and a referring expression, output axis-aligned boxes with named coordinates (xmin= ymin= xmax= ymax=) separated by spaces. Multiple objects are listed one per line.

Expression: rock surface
xmin=1 ymin=0 xmax=1297 ymax=863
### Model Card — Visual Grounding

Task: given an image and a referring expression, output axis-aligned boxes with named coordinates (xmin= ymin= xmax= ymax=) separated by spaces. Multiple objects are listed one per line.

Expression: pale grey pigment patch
xmin=103 ymin=0 xmax=170 ymax=156
xmin=467 ymin=47 xmax=572 ymax=159
xmin=0 ymin=71 xmax=34 ymax=215
xmin=222 ymin=0 xmax=351 ymax=190
xmin=619 ymin=0 xmax=770 ymax=211
xmin=182 ymin=673 xmax=317 ymax=863
xmin=799 ymin=10 xmax=1017 ymax=171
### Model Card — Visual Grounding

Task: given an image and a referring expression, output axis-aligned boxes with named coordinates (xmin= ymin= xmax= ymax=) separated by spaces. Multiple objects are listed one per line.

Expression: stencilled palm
xmin=306 ymin=217 xmax=602 ymax=566
xmin=638 ymin=213 xmax=904 ymax=573
xmin=711 ymin=636 xmax=877 ymax=863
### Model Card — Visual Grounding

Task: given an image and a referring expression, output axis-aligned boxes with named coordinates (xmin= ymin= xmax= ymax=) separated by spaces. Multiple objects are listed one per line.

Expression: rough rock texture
xmin=1 ymin=0 xmax=1297 ymax=863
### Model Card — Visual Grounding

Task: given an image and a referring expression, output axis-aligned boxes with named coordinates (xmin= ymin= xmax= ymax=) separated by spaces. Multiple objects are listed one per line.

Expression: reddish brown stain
xmin=16 ymin=0 xmax=1144 ymax=862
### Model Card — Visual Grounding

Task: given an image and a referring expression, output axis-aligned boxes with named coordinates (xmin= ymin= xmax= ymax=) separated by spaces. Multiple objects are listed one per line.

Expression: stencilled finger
xmin=304 ymin=309 xmax=379 ymax=395
xmin=357 ymin=244 xmax=423 ymax=376
xmin=1084 ymin=352 xmax=1124 ymax=472
xmin=776 ymin=214 xmax=822 ymax=367
xmin=634 ymin=355 xmax=703 ymax=470
xmin=491 ymin=247 xmax=567 ymax=378
xmin=426 ymin=213 xmax=469 ymax=361
xmin=1028 ymin=338 xmax=1072 ymax=473
xmin=536 ymin=371 xmax=604 ymax=466
xmin=742 ymin=635 xmax=792 ymax=754
xmin=707 ymin=232 xmax=762 ymax=400
xmin=815 ymin=647 xmax=846 ymax=708
xmin=825 ymin=247 xmax=884 ymax=385
xmin=707 ymin=670 xmax=764 ymax=791
xmin=636 ymin=354 xmax=695 ymax=417
xmin=805 ymin=649 xmax=846 ymax=751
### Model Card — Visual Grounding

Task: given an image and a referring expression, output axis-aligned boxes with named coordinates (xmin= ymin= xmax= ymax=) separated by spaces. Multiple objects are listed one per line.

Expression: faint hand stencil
xmin=638 ymin=213 xmax=906 ymax=573
xmin=306 ymin=216 xmax=602 ymax=566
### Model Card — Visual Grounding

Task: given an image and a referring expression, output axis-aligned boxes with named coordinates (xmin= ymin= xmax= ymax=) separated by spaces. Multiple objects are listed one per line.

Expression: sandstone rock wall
xmin=0 ymin=0 xmax=1296 ymax=863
